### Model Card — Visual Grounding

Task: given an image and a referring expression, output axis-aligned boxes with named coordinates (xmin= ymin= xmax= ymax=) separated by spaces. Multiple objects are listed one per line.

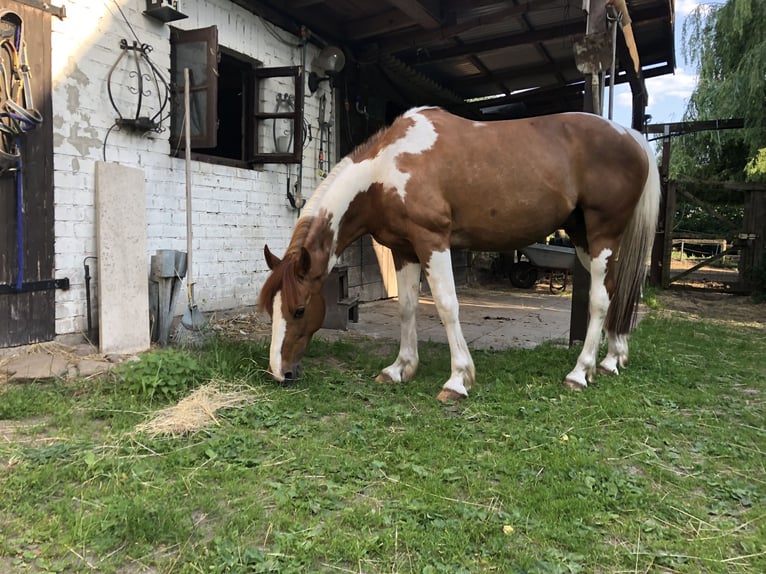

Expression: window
xmin=170 ymin=26 xmax=303 ymax=165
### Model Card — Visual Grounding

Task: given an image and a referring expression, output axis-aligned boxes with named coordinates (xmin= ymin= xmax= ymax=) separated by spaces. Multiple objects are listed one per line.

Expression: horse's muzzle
xmin=281 ymin=363 xmax=303 ymax=385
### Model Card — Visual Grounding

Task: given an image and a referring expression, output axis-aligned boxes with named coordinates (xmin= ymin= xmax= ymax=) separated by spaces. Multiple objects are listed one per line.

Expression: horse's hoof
xmin=562 ymin=378 xmax=586 ymax=391
xmin=375 ymin=372 xmax=393 ymax=383
xmin=597 ymin=365 xmax=618 ymax=376
xmin=436 ymin=389 xmax=467 ymax=403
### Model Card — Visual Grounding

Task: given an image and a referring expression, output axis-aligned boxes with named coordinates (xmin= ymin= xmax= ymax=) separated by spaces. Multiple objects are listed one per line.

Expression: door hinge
xmin=0 ymin=278 xmax=70 ymax=295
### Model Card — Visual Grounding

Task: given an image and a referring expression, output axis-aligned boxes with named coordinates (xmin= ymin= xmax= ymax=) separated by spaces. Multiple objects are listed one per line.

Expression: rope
xmin=0 ymin=11 xmax=43 ymax=293
xmin=0 ymin=11 xmax=42 ymax=171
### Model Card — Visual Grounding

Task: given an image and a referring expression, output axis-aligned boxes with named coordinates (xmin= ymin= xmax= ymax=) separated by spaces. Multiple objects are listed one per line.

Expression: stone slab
xmin=95 ymin=162 xmax=151 ymax=355
xmin=3 ymin=352 xmax=69 ymax=381
xmin=76 ymin=359 xmax=113 ymax=378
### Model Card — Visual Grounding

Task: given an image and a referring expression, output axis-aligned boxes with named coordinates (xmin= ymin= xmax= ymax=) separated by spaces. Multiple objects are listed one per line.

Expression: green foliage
xmin=673 ymin=0 xmax=766 ymax=182
xmin=113 ymin=347 xmax=206 ymax=401
xmin=673 ymin=202 xmax=742 ymax=236
xmin=745 ymin=147 xmax=766 ymax=181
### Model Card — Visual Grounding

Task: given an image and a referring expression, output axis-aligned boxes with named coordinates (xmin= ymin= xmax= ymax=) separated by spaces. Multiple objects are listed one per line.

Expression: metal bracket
xmin=0 ymin=277 xmax=70 ymax=295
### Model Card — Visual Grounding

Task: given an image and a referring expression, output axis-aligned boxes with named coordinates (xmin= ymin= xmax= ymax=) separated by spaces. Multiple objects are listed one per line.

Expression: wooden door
xmin=0 ymin=1 xmax=55 ymax=347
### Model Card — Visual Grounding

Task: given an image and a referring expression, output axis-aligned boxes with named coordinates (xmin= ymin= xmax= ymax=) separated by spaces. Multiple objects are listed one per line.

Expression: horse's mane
xmin=349 ymin=127 xmax=389 ymax=162
xmin=258 ymin=219 xmax=313 ymax=314
xmin=258 ymin=212 xmax=333 ymax=312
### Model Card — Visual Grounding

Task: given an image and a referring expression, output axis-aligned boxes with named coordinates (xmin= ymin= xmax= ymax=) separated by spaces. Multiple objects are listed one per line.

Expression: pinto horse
xmin=259 ymin=107 xmax=660 ymax=401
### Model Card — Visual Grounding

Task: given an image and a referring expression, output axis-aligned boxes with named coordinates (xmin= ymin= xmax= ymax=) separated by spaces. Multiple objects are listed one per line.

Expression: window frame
xmin=170 ymin=26 xmax=304 ymax=167
xmin=249 ymin=66 xmax=304 ymax=164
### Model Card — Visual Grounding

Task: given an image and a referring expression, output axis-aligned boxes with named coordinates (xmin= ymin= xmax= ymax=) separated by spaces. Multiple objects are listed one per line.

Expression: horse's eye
xmin=293 ymin=307 xmax=305 ymax=319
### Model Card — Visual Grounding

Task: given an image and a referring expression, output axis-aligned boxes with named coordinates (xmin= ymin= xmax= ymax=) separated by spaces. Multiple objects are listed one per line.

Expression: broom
xmin=175 ymin=67 xmax=208 ymax=347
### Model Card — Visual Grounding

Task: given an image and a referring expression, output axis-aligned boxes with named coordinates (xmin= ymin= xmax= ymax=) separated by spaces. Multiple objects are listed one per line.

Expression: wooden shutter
xmin=170 ymin=25 xmax=218 ymax=149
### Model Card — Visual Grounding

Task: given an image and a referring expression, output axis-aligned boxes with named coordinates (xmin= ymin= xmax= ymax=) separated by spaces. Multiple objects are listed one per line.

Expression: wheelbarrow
xmin=509 ymin=242 xmax=577 ymax=292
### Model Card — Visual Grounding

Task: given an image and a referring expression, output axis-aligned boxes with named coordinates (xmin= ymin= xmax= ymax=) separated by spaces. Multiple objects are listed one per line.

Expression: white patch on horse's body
xmin=625 ymin=125 xmax=649 ymax=147
xmin=407 ymin=105 xmax=439 ymax=114
xmin=604 ymin=120 xmax=629 ymax=136
xmin=299 ymin=109 xmax=440 ymax=274
xmin=378 ymin=108 xmax=438 ymax=199
xmin=269 ymin=291 xmax=287 ymax=382
xmin=565 ymin=248 xmax=613 ymax=387
xmin=423 ymin=249 xmax=475 ymax=397
xmin=563 ymin=111 xmax=629 ymax=136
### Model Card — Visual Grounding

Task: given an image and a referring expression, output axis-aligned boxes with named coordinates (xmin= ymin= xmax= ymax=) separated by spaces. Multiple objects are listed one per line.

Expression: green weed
xmin=113 ymin=347 xmax=207 ymax=402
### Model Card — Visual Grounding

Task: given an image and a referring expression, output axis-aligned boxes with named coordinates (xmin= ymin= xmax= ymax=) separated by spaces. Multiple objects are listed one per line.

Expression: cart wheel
xmin=509 ymin=261 xmax=538 ymax=289
xmin=549 ymin=271 xmax=569 ymax=293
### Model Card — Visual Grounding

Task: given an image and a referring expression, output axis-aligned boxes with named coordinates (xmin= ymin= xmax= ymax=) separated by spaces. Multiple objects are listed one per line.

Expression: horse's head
xmin=259 ymin=244 xmax=326 ymax=383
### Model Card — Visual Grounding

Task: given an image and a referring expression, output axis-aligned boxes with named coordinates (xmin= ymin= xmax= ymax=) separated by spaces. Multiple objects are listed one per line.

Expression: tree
xmin=672 ymin=0 xmax=766 ymax=182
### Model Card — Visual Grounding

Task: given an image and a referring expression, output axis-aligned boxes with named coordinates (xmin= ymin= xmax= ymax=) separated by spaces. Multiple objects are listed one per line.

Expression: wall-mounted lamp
xmin=308 ymin=46 xmax=346 ymax=93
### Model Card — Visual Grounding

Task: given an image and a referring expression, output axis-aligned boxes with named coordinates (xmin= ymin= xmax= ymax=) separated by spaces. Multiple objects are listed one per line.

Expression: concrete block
xmin=95 ymin=161 xmax=151 ymax=355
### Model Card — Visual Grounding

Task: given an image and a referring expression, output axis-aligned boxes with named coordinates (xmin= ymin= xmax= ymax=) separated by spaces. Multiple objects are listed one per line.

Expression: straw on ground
xmin=135 ymin=380 xmax=261 ymax=437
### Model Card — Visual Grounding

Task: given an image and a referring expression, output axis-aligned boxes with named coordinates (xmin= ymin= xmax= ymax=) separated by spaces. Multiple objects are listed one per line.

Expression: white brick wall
xmin=51 ymin=0 xmax=332 ymax=337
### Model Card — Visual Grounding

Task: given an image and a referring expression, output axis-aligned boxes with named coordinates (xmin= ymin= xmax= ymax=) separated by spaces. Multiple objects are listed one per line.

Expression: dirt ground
xmin=655 ymin=289 xmax=766 ymax=329
xmin=476 ymin=256 xmax=765 ymax=330
xmin=656 ymin=258 xmax=765 ymax=328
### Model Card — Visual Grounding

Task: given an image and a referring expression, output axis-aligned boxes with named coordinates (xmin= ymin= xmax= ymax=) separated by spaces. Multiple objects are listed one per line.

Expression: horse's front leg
xmin=423 ymin=249 xmax=475 ymax=402
xmin=375 ymin=260 xmax=421 ymax=384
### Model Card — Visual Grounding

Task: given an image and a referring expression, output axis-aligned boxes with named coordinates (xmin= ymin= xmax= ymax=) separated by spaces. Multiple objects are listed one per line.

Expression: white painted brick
xmin=45 ymin=0 xmax=333 ymax=339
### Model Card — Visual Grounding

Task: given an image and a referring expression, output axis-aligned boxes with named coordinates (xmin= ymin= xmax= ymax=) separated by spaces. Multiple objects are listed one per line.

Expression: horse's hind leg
xmin=574 ymin=244 xmax=629 ymax=375
xmin=422 ymin=248 xmax=475 ymax=401
xmin=375 ymin=259 xmax=421 ymax=384
xmin=564 ymin=246 xmax=615 ymax=389
xmin=598 ymin=332 xmax=628 ymax=375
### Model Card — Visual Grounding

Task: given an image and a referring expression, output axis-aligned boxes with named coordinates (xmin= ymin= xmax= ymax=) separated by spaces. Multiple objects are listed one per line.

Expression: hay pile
xmin=136 ymin=380 xmax=260 ymax=437
xmin=209 ymin=311 xmax=271 ymax=341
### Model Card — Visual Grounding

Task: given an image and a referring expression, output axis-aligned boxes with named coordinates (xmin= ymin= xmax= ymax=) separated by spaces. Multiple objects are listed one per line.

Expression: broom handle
xmin=184 ymin=68 xmax=193 ymax=298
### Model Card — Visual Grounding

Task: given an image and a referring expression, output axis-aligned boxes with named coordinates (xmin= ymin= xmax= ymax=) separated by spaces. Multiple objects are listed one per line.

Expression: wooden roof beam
xmin=369 ymin=0 xmax=564 ymax=55
xmin=387 ymin=0 xmax=441 ymax=29
xmin=402 ymin=21 xmax=584 ymax=63
xmin=344 ymin=9 xmax=416 ymax=41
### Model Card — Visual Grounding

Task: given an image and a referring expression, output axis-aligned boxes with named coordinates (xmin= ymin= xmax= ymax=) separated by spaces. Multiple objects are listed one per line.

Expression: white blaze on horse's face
xmin=267 ymin=284 xmax=326 ymax=384
xmin=269 ymin=291 xmax=288 ymax=381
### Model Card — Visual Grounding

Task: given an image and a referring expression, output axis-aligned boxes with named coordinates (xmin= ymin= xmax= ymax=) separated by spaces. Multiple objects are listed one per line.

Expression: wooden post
xmin=661 ymin=181 xmax=676 ymax=288
xmin=649 ymin=125 xmax=671 ymax=286
xmin=740 ymin=190 xmax=766 ymax=291
xmin=570 ymin=0 xmax=607 ymax=346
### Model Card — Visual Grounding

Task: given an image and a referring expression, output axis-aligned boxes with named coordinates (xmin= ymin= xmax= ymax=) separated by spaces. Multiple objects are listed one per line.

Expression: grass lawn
xmin=0 ymin=301 xmax=764 ymax=573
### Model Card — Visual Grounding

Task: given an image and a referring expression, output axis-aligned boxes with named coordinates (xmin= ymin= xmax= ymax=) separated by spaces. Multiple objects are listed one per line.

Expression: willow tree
xmin=672 ymin=0 xmax=766 ymax=182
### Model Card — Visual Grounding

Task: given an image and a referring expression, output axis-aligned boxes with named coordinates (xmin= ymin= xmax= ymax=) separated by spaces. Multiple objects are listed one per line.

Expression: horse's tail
xmin=605 ymin=133 xmax=661 ymax=335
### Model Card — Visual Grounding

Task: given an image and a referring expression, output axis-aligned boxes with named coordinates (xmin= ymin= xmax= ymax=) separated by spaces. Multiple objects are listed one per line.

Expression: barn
xmin=0 ymin=0 xmax=675 ymax=352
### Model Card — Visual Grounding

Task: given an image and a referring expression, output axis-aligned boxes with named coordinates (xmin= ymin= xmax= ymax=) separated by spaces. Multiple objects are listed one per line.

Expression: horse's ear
xmin=298 ymin=247 xmax=312 ymax=277
xmin=264 ymin=244 xmax=281 ymax=270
